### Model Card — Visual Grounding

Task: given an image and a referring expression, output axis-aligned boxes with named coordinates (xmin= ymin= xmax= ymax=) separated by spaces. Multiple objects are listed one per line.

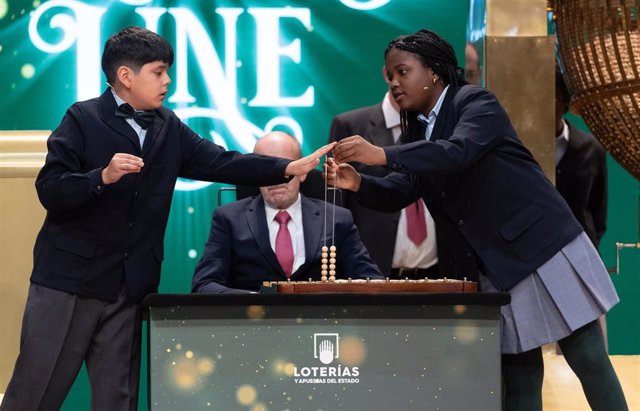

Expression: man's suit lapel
xmin=366 ymin=103 xmax=395 ymax=147
xmin=99 ymin=89 xmax=142 ymax=152
xmin=296 ymin=196 xmax=323 ymax=275
xmin=246 ymin=197 xmax=286 ymax=277
xmin=558 ymin=123 xmax=584 ymax=167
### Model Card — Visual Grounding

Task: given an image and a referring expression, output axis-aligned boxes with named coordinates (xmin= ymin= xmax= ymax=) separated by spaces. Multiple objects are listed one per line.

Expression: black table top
xmin=143 ymin=292 xmax=510 ymax=309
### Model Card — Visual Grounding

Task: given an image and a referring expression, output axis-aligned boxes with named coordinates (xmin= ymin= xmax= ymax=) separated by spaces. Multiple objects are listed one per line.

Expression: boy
xmin=1 ymin=26 xmax=332 ymax=410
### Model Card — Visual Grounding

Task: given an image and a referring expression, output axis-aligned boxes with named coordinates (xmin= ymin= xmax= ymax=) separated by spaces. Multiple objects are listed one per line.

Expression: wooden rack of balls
xmin=261 ymin=277 xmax=477 ymax=294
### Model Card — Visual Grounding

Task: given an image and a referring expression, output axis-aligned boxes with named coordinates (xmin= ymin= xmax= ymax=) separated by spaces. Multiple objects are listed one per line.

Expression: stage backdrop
xmin=0 ymin=1 xmax=468 ymax=409
xmin=0 ymin=0 xmax=467 ymax=288
xmin=0 ymin=0 xmax=637 ymax=410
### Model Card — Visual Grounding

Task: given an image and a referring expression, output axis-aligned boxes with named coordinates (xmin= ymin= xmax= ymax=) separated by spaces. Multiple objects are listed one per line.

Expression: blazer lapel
xmin=366 ymin=103 xmax=395 ymax=147
xmin=558 ymin=122 xmax=584 ymax=167
xmin=429 ymin=86 xmax=457 ymax=142
xmin=99 ymin=89 xmax=141 ymax=152
xmin=141 ymin=113 xmax=166 ymax=161
xmin=246 ymin=197 xmax=285 ymax=277
xmin=294 ymin=196 xmax=324 ymax=275
xmin=122 ymin=111 xmax=166 ymax=190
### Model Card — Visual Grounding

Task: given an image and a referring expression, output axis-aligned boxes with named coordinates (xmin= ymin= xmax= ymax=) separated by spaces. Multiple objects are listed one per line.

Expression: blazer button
xmin=128 ymin=222 xmax=133 ymax=230
xmin=133 ymin=191 xmax=140 ymax=197
xmin=440 ymin=192 xmax=446 ymax=199
xmin=457 ymin=219 xmax=464 ymax=226
xmin=124 ymin=252 xmax=129 ymax=259
xmin=466 ymin=252 xmax=473 ymax=259
xmin=96 ymin=185 xmax=103 ymax=192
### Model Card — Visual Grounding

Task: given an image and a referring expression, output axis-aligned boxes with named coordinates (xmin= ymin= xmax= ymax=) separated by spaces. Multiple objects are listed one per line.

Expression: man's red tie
xmin=275 ymin=211 xmax=294 ymax=277
xmin=405 ymin=199 xmax=427 ymax=245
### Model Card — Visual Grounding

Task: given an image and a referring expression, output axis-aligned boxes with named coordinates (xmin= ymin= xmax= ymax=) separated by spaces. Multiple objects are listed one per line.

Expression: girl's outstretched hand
xmin=324 ymin=157 xmax=361 ymax=192
xmin=333 ymin=135 xmax=386 ymax=166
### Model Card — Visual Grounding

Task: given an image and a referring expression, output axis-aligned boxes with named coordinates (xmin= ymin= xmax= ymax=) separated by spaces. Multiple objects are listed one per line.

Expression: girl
xmin=329 ymin=29 xmax=628 ymax=411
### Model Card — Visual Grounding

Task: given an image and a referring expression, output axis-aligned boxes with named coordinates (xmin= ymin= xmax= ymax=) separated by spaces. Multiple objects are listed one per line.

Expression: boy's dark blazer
xmin=356 ymin=85 xmax=584 ymax=291
xmin=191 ymin=194 xmax=382 ymax=293
xmin=555 ymin=122 xmax=607 ymax=248
xmin=31 ymin=89 xmax=291 ymax=302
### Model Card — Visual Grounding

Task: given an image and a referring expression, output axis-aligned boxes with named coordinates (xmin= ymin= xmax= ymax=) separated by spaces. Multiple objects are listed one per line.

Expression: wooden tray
xmin=261 ymin=278 xmax=477 ymax=294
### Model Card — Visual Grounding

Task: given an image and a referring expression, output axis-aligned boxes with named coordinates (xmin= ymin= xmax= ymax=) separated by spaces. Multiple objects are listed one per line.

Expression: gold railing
xmin=0 ymin=131 xmax=48 ymax=391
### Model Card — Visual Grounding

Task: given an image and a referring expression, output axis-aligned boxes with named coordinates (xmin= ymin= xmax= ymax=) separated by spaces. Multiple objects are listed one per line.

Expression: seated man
xmin=192 ymin=131 xmax=382 ymax=293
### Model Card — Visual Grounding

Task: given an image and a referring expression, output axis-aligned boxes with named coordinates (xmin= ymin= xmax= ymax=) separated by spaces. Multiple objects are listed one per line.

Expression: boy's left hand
xmin=284 ymin=142 xmax=336 ymax=177
xmin=102 ymin=153 xmax=144 ymax=185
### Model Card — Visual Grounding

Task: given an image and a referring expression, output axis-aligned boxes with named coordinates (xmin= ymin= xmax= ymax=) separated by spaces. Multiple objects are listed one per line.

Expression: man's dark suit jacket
xmin=32 ymin=89 xmax=292 ymax=302
xmin=556 ymin=122 xmax=607 ymax=248
xmin=356 ymin=85 xmax=584 ymax=291
xmin=329 ymin=102 xmax=475 ymax=279
xmin=329 ymin=102 xmax=399 ymax=275
xmin=191 ymin=195 xmax=382 ymax=293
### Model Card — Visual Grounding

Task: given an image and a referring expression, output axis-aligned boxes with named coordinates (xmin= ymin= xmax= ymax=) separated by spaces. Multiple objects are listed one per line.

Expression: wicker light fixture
xmin=553 ymin=0 xmax=640 ymax=180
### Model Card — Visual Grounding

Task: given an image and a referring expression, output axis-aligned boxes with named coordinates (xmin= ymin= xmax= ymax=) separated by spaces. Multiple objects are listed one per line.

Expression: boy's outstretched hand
xmin=102 ymin=153 xmax=144 ymax=185
xmin=324 ymin=157 xmax=361 ymax=192
xmin=284 ymin=142 xmax=336 ymax=177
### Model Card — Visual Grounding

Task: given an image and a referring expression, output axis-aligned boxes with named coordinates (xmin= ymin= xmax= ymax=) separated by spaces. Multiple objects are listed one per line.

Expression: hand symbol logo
xmin=318 ymin=340 xmax=335 ymax=365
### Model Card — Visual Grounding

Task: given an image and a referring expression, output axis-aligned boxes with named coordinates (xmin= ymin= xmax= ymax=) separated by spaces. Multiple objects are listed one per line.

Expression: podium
xmin=143 ymin=293 xmax=509 ymax=411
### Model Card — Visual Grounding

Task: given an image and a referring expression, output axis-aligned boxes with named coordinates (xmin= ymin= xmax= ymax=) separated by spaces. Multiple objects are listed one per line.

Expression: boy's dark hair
xmin=556 ymin=64 xmax=571 ymax=113
xmin=385 ymin=30 xmax=467 ymax=144
xmin=102 ymin=26 xmax=174 ymax=85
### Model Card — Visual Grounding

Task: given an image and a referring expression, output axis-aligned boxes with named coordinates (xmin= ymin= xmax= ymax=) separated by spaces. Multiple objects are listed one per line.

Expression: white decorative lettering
xmin=247 ymin=7 xmax=313 ymax=107
xmin=28 ymin=0 xmax=107 ymax=100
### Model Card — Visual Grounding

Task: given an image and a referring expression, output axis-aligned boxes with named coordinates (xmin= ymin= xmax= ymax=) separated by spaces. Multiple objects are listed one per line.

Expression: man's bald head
xmin=254 ymin=131 xmax=305 ymax=209
xmin=465 ymin=42 xmax=482 ymax=86
xmin=253 ymin=131 xmax=302 ymax=161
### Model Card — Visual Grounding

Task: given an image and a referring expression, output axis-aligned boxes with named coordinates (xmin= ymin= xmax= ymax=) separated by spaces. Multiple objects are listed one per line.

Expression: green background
xmin=0 ymin=0 xmax=637 ymax=410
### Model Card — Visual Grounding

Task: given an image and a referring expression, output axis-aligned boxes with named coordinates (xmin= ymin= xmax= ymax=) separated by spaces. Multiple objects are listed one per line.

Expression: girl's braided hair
xmin=385 ymin=30 xmax=467 ymax=143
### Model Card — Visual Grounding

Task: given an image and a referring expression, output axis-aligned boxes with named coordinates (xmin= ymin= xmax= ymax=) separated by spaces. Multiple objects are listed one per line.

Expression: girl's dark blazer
xmin=31 ymin=89 xmax=291 ymax=302
xmin=356 ymin=85 xmax=583 ymax=291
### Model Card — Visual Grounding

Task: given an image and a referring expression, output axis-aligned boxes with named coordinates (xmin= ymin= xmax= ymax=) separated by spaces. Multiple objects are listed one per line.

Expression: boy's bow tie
xmin=115 ymin=103 xmax=155 ymax=129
